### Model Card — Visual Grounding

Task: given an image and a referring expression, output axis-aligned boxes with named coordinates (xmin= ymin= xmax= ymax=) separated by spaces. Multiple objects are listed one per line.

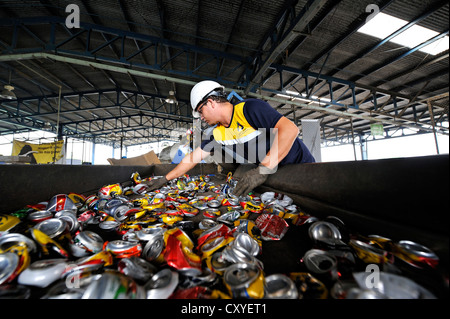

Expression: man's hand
xmin=233 ymin=166 xmax=271 ymax=197
xmin=141 ymin=176 xmax=168 ymax=192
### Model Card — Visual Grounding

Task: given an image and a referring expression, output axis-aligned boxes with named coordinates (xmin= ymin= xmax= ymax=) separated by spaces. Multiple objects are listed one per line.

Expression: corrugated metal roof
xmin=0 ymin=0 xmax=447 ymax=146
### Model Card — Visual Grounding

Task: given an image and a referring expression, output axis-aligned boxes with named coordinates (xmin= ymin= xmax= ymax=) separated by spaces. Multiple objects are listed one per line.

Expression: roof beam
xmin=244 ymin=0 xmax=329 ymax=94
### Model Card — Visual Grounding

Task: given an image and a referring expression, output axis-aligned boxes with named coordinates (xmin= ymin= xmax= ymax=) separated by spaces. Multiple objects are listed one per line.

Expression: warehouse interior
xmin=0 ymin=0 xmax=448 ymax=155
xmin=0 ymin=0 xmax=448 ymax=302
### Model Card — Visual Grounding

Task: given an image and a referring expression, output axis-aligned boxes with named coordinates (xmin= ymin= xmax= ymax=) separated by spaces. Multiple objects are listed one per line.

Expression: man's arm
xmin=233 ymin=116 xmax=299 ymax=196
xmin=259 ymin=116 xmax=299 ymax=170
xmin=165 ymin=146 xmax=211 ymax=180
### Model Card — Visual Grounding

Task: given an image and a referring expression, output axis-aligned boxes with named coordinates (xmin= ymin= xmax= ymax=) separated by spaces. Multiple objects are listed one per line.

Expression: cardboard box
xmin=107 ymin=150 xmax=161 ymax=166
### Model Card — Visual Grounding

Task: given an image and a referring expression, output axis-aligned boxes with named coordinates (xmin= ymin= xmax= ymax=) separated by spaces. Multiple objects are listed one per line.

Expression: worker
xmin=143 ymin=80 xmax=315 ymax=196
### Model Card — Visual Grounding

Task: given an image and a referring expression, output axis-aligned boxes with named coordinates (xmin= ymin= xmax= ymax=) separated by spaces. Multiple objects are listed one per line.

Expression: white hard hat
xmin=190 ymin=80 xmax=225 ymax=118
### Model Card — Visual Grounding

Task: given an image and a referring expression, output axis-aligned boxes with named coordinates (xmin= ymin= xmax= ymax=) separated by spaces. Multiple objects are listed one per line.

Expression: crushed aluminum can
xmin=104 ymin=240 xmax=142 ymax=259
xmin=226 ymin=195 xmax=239 ymax=206
xmin=0 ymin=242 xmax=31 ymax=279
xmin=98 ymin=220 xmax=120 ymax=231
xmin=207 ymin=199 xmax=221 ymax=208
xmin=0 ymin=233 xmax=37 ymax=255
xmin=55 ymin=211 xmax=80 ymax=235
xmin=349 ymin=239 xmax=390 ymax=264
xmin=260 ymin=192 xmax=293 ymax=207
xmin=352 ymin=271 xmax=436 ymax=299
xmin=71 ymin=231 xmax=104 ymax=257
xmin=83 ymin=195 xmax=99 ymax=212
xmin=30 ymin=228 xmax=69 ymax=258
xmin=264 ymin=274 xmax=298 ymax=299
xmin=118 ymin=256 xmax=157 ymax=282
xmin=217 ymin=210 xmax=241 ymax=226
xmin=221 ymin=245 xmax=255 ymax=265
xmin=136 ymin=227 xmax=165 ymax=242
xmin=294 ymin=214 xmax=318 ymax=226
xmin=223 ymin=262 xmax=265 ymax=299
xmin=0 ymin=252 xmax=20 ymax=285
xmin=232 ymin=220 xmax=262 ymax=245
xmin=17 ymin=259 xmax=69 ymax=288
xmin=98 ymin=183 xmax=123 ymax=199
xmin=239 ymin=197 xmax=264 ymax=213
xmin=104 ymin=198 xmax=127 ymax=215
xmin=132 ymin=183 xmax=150 ymax=195
xmin=197 ymin=224 xmax=231 ymax=250
xmin=145 ymin=268 xmax=179 ymax=299
xmin=176 ymin=204 xmax=199 ymax=217
xmin=191 ymin=200 xmax=209 ymax=210
xmin=393 ymin=240 xmax=439 ymax=269
xmin=178 ymin=268 xmax=219 ymax=295
xmin=42 ymin=273 xmax=102 ymax=299
xmin=302 ymin=249 xmax=338 ymax=282
xmin=199 ymin=218 xmax=218 ymax=230
xmin=111 ymin=205 xmax=135 ymax=222
xmin=160 ymin=214 xmax=183 ymax=226
xmin=290 ymin=272 xmax=328 ymax=299
xmin=164 ymin=231 xmax=202 ymax=277
xmin=0 ymin=214 xmax=21 ymax=232
xmin=47 ymin=194 xmax=77 ymax=213
xmin=68 ymin=251 xmax=114 ymax=276
xmin=308 ymin=221 xmax=346 ymax=248
xmin=142 ymin=235 xmax=165 ymax=262
xmin=203 ymin=208 xmax=221 ymax=219
xmin=231 ymin=232 xmax=260 ymax=257
xmin=82 ymin=271 xmax=146 ymax=299
xmin=255 ymin=214 xmax=289 ymax=241
xmin=34 ymin=218 xmax=69 ymax=239
xmin=220 ymin=183 xmax=231 ymax=195
xmin=205 ymin=251 xmax=232 ymax=275
xmin=68 ymin=193 xmax=86 ymax=209
xmin=27 ymin=210 xmax=53 ymax=224
xmin=200 ymin=236 xmax=234 ymax=259
xmin=263 ymin=204 xmax=286 ymax=218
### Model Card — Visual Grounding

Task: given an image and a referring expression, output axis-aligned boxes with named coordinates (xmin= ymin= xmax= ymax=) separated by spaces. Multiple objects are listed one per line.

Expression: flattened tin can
xmin=255 ymin=214 xmax=289 ymax=241
xmin=47 ymin=194 xmax=77 ymax=213
xmin=223 ymin=262 xmax=265 ymax=299
xmin=0 ymin=214 xmax=21 ymax=232
xmin=98 ymin=183 xmax=123 ymax=199
xmin=264 ymin=274 xmax=298 ymax=299
xmin=302 ymin=249 xmax=338 ymax=282
xmin=393 ymin=240 xmax=439 ymax=269
xmin=142 ymin=235 xmax=164 ymax=262
xmin=105 ymin=240 xmax=142 ymax=258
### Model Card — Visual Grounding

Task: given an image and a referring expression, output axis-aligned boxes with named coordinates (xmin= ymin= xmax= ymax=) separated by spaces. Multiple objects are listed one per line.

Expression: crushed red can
xmin=98 ymin=183 xmax=123 ymax=199
xmin=255 ymin=214 xmax=289 ymax=241
xmin=197 ymin=224 xmax=231 ymax=250
xmin=164 ymin=232 xmax=202 ymax=276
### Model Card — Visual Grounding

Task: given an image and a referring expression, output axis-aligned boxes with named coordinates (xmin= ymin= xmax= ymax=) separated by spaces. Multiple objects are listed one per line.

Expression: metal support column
xmin=427 ymin=101 xmax=440 ymax=154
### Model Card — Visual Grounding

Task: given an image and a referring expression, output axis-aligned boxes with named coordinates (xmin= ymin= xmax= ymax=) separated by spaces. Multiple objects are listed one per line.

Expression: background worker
xmin=143 ymin=80 xmax=315 ymax=196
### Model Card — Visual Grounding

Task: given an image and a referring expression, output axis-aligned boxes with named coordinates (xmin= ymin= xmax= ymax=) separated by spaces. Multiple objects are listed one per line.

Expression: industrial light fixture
xmin=165 ymin=90 xmax=177 ymax=104
xmin=1 ymin=71 xmax=16 ymax=100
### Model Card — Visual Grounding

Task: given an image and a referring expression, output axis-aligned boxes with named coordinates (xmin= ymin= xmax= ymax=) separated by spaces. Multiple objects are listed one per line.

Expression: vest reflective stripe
xmin=213 ymin=102 xmax=261 ymax=145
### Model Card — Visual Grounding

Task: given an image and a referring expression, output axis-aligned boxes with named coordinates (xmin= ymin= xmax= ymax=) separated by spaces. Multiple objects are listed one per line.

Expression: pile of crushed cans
xmin=0 ymin=171 xmax=447 ymax=299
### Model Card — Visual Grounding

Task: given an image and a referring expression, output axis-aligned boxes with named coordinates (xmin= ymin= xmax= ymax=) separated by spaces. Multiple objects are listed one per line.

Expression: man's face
xmin=199 ymin=99 xmax=217 ymax=125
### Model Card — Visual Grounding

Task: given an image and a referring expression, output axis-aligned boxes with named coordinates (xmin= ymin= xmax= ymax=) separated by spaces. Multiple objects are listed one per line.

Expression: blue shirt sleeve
xmin=242 ymin=99 xmax=283 ymax=129
xmin=200 ymin=126 xmax=218 ymax=153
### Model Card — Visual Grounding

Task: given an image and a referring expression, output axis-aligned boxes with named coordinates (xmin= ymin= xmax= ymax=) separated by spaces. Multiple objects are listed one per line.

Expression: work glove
xmin=141 ymin=176 xmax=168 ymax=192
xmin=233 ymin=165 xmax=273 ymax=197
